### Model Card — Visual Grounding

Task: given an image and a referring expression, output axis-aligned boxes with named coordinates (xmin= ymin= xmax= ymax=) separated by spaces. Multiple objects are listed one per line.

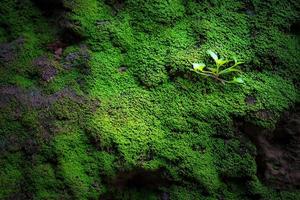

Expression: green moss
xmin=20 ymin=110 xmax=39 ymax=129
xmin=89 ymin=89 xmax=164 ymax=165
xmin=109 ymin=188 xmax=158 ymax=200
xmin=0 ymin=0 xmax=57 ymax=89
xmin=51 ymin=98 xmax=80 ymax=121
xmin=88 ymin=49 xmax=136 ymax=99
xmin=125 ymin=34 xmax=168 ymax=87
xmin=168 ymin=185 xmax=209 ymax=200
xmin=63 ymin=0 xmax=113 ymax=50
xmin=52 ymin=130 xmax=106 ymax=199
xmin=0 ymin=153 xmax=23 ymax=198
xmin=109 ymin=13 xmax=136 ymax=51
xmin=62 ymin=45 xmax=90 ymax=69
xmin=127 ymin=0 xmax=185 ymax=24
xmin=9 ymin=74 xmax=35 ymax=89
xmin=280 ymin=190 xmax=300 ymax=200
xmin=30 ymin=163 xmax=69 ymax=199
xmin=213 ymin=138 xmax=257 ymax=178
xmin=94 ymin=152 xmax=116 ymax=177
xmin=246 ymin=177 xmax=300 ymax=199
xmin=1 ymin=0 xmax=300 ymax=199
xmin=243 ymin=72 xmax=298 ymax=128
xmin=0 ymin=27 xmax=6 ymax=43
xmin=45 ymin=70 xmax=79 ymax=93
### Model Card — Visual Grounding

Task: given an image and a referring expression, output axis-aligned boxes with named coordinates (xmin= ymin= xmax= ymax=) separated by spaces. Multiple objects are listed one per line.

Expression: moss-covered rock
xmin=1 ymin=0 xmax=299 ymax=199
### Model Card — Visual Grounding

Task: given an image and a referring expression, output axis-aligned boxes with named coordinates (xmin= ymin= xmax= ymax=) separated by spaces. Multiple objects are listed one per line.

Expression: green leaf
xmin=192 ymin=63 xmax=206 ymax=71
xmin=233 ymin=56 xmax=238 ymax=64
xmin=216 ymin=59 xmax=230 ymax=67
xmin=233 ymin=57 xmax=244 ymax=66
xmin=219 ymin=68 xmax=242 ymax=75
xmin=231 ymin=77 xmax=244 ymax=84
xmin=229 ymin=68 xmax=242 ymax=73
xmin=207 ymin=50 xmax=218 ymax=62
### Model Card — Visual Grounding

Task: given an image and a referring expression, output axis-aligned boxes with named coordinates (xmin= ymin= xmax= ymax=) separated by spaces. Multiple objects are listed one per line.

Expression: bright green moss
xmin=109 ymin=13 xmax=135 ymax=51
xmin=63 ymin=0 xmax=112 ymax=34
xmin=88 ymin=49 xmax=136 ymax=99
xmin=127 ymin=0 xmax=185 ymax=23
xmin=89 ymin=89 xmax=164 ymax=165
xmin=158 ymin=20 xmax=196 ymax=50
xmin=52 ymin=130 xmax=106 ymax=199
xmin=186 ymin=0 xmax=254 ymax=60
xmin=88 ymin=69 xmax=297 ymax=195
xmin=1 ymin=0 xmax=300 ymax=199
xmin=63 ymin=0 xmax=113 ymax=50
xmin=94 ymin=152 xmax=116 ymax=177
xmin=243 ymin=72 xmax=298 ymax=128
xmin=125 ymin=35 xmax=168 ymax=87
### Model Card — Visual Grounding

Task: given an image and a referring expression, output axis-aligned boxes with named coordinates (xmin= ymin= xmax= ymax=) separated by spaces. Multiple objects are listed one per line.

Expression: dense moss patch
xmin=1 ymin=0 xmax=299 ymax=199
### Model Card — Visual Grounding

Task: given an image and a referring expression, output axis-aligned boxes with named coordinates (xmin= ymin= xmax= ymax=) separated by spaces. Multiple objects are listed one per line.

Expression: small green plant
xmin=191 ymin=50 xmax=244 ymax=84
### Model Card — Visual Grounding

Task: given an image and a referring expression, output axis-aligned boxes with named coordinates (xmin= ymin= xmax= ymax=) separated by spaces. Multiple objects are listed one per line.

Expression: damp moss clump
xmin=0 ymin=0 xmax=300 ymax=200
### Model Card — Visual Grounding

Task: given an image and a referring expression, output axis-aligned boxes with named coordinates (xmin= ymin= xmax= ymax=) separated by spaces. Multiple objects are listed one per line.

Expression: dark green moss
xmin=0 ymin=153 xmax=23 ymax=199
xmin=0 ymin=0 xmax=58 ymax=90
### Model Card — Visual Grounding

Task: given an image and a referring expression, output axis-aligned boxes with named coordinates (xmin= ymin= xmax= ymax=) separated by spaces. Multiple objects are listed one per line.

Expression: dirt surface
xmin=0 ymin=38 xmax=24 ymax=64
xmin=244 ymin=107 xmax=300 ymax=189
xmin=0 ymin=86 xmax=84 ymax=109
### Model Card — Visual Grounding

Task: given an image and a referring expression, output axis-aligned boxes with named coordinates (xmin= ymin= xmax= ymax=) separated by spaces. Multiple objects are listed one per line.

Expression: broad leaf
xmin=193 ymin=63 xmax=206 ymax=71
xmin=231 ymin=77 xmax=244 ymax=84
xmin=233 ymin=57 xmax=244 ymax=67
xmin=219 ymin=68 xmax=242 ymax=75
xmin=207 ymin=50 xmax=218 ymax=62
xmin=216 ymin=59 xmax=230 ymax=67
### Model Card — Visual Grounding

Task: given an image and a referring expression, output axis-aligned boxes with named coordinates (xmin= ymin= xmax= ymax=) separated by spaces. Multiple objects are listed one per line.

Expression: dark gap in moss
xmin=116 ymin=168 xmax=169 ymax=189
xmin=60 ymin=28 xmax=85 ymax=45
xmin=239 ymin=0 xmax=256 ymax=16
xmin=195 ymin=33 xmax=207 ymax=48
xmin=221 ymin=175 xmax=251 ymax=186
xmin=105 ymin=0 xmax=125 ymax=15
xmin=31 ymin=0 xmax=64 ymax=16
xmin=102 ymin=168 xmax=173 ymax=199
xmin=31 ymin=0 xmax=84 ymax=46
xmin=166 ymin=64 xmax=200 ymax=84
xmin=238 ymin=121 xmax=265 ymax=180
xmin=290 ymin=21 xmax=300 ymax=35
xmin=0 ymin=22 xmax=12 ymax=41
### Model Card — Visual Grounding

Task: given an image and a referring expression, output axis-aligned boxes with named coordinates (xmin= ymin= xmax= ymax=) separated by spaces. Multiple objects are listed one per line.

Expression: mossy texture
xmin=0 ymin=0 xmax=299 ymax=199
